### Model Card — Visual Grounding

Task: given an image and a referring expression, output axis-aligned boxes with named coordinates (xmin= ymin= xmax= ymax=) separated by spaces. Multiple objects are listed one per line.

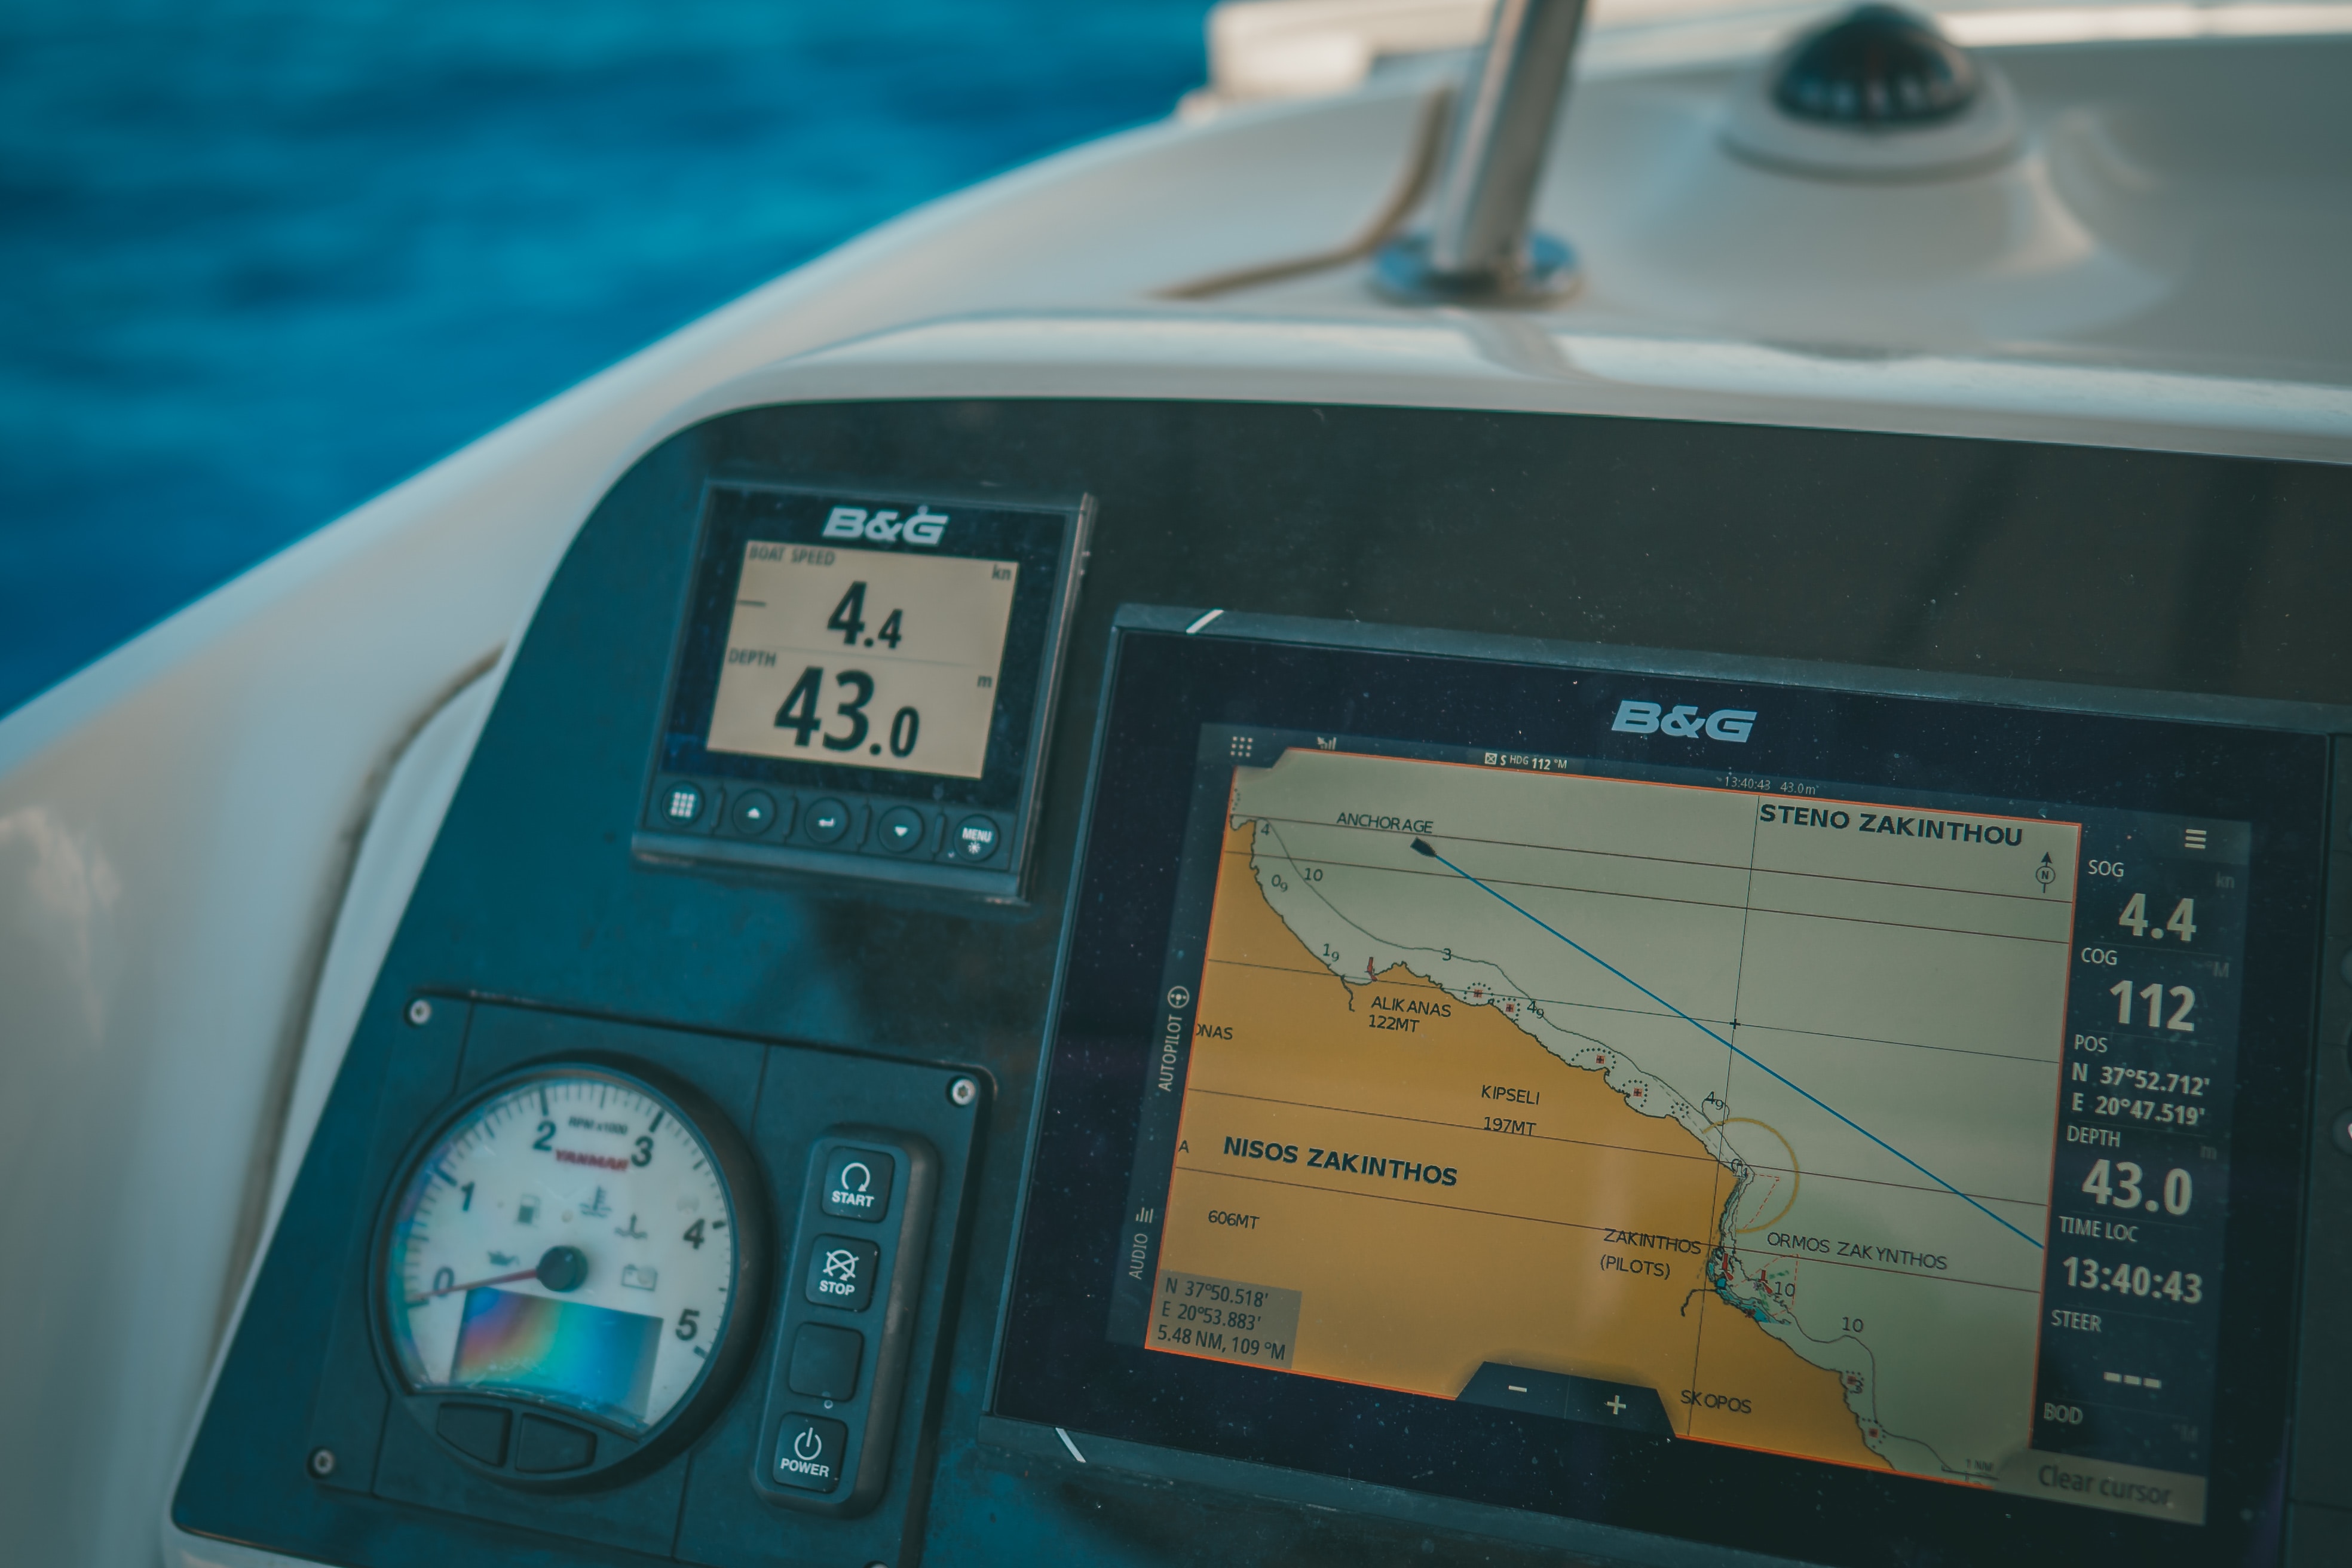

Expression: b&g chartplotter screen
xmin=995 ymin=611 xmax=2328 ymax=1568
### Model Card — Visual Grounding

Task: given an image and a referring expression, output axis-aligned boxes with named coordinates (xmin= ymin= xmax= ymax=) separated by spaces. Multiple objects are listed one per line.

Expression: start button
xmin=821 ymin=1147 xmax=895 ymax=1220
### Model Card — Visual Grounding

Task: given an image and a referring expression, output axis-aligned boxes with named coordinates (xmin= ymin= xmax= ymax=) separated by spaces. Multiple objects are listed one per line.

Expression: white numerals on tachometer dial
xmin=381 ymin=1068 xmax=740 ymax=1434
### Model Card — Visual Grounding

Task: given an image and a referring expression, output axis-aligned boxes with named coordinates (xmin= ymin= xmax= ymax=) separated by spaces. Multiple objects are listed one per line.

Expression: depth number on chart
xmin=2081 ymin=1158 xmax=2195 ymax=1216
xmin=771 ymin=581 xmax=926 ymax=760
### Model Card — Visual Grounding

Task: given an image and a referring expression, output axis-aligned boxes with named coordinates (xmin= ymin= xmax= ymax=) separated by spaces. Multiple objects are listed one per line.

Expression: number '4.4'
xmin=2118 ymin=893 xmax=2196 ymax=942
xmin=826 ymin=582 xmax=902 ymax=649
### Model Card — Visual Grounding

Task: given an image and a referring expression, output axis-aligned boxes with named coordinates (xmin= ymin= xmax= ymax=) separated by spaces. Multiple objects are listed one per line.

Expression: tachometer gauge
xmin=374 ymin=1061 xmax=764 ymax=1485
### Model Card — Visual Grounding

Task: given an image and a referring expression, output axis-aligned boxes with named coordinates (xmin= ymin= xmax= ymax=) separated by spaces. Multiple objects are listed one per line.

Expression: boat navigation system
xmin=1123 ymin=735 xmax=2241 ymax=1508
xmin=639 ymin=482 xmax=1089 ymax=896
xmin=994 ymin=611 xmax=2329 ymax=1568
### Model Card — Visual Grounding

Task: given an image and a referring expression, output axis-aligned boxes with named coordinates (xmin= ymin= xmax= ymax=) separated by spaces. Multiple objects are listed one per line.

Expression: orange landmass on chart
xmin=1152 ymin=818 xmax=1886 ymax=1471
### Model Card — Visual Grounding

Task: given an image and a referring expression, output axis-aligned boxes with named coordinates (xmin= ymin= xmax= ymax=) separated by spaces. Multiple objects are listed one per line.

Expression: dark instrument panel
xmin=176 ymin=399 xmax=2352 ymax=1567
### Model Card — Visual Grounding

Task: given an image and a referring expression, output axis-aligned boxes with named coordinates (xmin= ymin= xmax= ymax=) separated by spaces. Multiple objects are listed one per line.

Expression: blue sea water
xmin=0 ymin=0 xmax=1209 ymax=716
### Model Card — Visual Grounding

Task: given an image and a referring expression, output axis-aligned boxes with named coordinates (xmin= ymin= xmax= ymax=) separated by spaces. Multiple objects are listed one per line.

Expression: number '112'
xmin=2111 ymin=980 xmax=2196 ymax=1031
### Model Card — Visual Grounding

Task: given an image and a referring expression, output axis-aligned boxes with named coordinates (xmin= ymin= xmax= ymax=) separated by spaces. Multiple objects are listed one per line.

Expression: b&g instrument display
xmin=641 ymin=484 xmax=1088 ymax=896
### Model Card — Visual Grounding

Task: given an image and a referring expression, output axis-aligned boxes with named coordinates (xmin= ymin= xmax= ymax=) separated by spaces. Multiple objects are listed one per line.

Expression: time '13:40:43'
xmin=2059 ymin=1255 xmax=2204 ymax=1303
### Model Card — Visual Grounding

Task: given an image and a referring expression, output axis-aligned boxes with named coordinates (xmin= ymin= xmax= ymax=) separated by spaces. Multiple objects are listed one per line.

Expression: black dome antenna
xmin=1773 ymin=4 xmax=1982 ymax=128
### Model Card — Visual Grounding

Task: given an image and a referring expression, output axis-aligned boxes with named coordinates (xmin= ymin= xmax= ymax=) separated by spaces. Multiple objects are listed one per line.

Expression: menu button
xmin=954 ymin=814 xmax=1001 ymax=862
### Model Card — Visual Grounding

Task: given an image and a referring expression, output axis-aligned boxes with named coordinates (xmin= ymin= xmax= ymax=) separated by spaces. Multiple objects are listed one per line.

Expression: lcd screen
xmin=705 ymin=535 xmax=1019 ymax=780
xmin=998 ymin=623 xmax=2330 ymax=1563
xmin=446 ymin=1287 xmax=664 ymax=1426
xmin=650 ymin=484 xmax=1085 ymax=832
xmin=1109 ymin=729 xmax=2250 ymax=1526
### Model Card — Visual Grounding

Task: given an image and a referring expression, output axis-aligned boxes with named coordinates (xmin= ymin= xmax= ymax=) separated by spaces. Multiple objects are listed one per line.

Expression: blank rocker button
xmin=788 ymin=1323 xmax=865 ymax=1401
xmin=513 ymin=1415 xmax=597 ymax=1474
xmin=434 ymin=1402 xmax=510 ymax=1466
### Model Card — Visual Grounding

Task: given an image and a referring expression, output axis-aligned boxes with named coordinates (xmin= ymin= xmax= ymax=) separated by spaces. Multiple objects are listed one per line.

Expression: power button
xmin=774 ymin=1413 xmax=848 ymax=1492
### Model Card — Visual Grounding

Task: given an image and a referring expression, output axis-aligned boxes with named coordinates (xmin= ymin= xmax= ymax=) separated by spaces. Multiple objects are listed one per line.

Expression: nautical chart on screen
xmin=1145 ymin=745 xmax=2077 ymax=1486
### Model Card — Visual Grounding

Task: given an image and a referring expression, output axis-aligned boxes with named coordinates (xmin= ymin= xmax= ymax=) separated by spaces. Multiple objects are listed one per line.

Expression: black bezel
xmin=369 ymin=1056 xmax=770 ymax=1491
xmin=651 ymin=481 xmax=1085 ymax=811
xmin=991 ymin=612 xmax=2332 ymax=1568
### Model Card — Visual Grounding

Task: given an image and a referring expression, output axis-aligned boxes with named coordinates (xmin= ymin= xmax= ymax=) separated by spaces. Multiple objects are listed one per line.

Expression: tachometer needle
xmin=405 ymin=1268 xmax=534 ymax=1306
xmin=406 ymin=1244 xmax=590 ymax=1305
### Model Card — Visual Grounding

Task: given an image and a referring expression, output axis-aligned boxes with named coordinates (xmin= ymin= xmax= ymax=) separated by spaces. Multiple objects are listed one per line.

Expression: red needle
xmin=405 ymin=1267 xmax=536 ymax=1307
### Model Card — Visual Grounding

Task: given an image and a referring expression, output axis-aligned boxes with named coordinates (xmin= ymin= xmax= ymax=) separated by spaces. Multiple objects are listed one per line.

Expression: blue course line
xmin=1408 ymin=838 xmax=2044 ymax=1251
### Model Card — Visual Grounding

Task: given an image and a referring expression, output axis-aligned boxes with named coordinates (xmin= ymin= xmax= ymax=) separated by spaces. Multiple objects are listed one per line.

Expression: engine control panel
xmin=172 ymin=398 xmax=2352 ymax=1568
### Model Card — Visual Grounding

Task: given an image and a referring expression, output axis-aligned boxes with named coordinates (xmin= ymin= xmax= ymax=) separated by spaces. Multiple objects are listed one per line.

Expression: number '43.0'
xmin=773 ymin=666 xmax=873 ymax=752
xmin=774 ymin=665 xmax=921 ymax=759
